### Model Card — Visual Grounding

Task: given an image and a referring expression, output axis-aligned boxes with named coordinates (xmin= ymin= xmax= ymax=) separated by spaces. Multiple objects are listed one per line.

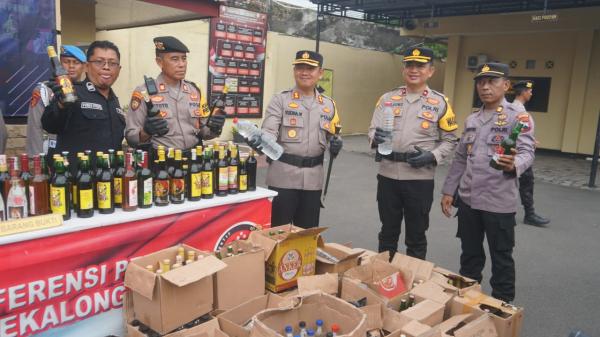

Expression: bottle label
xmin=113 ymin=177 xmax=122 ymax=204
xmin=8 ymin=206 xmax=26 ymax=220
xmin=128 ymin=180 xmax=138 ymax=207
xmin=79 ymin=189 xmax=93 ymax=210
xmin=143 ymin=178 xmax=153 ymax=205
xmin=201 ymin=171 xmax=213 ymax=195
xmin=190 ymin=172 xmax=202 ymax=197
xmin=170 ymin=178 xmax=185 ymax=201
xmin=218 ymin=167 xmax=228 ymax=191
xmin=50 ymin=186 xmax=67 ymax=215
xmin=228 ymin=166 xmax=238 ymax=189
xmin=97 ymin=182 xmax=112 ymax=209
xmin=29 ymin=186 xmax=36 ymax=215
xmin=154 ymin=180 xmax=169 ymax=202
xmin=240 ymin=174 xmax=247 ymax=191
xmin=72 ymin=185 xmax=78 ymax=206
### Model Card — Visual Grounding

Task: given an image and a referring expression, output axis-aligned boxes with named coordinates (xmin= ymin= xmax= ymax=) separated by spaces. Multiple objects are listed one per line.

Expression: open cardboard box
xmin=297 ymin=273 xmax=340 ymax=296
xmin=127 ymin=316 xmax=228 ymax=337
xmin=390 ymin=253 xmax=435 ymax=284
xmin=426 ymin=313 xmax=498 ymax=337
xmin=431 ymin=267 xmax=481 ymax=296
xmin=125 ymin=244 xmax=227 ymax=334
xmin=316 ymin=241 xmax=364 ymax=275
xmin=217 ymin=293 xmax=293 ymax=337
xmin=399 ymin=299 xmax=445 ymax=327
xmin=450 ymin=290 xmax=523 ymax=337
xmin=214 ymin=240 xmax=265 ymax=310
xmin=409 ymin=281 xmax=454 ymax=319
xmin=250 ymin=292 xmax=367 ymax=337
xmin=249 ymin=224 xmax=326 ymax=292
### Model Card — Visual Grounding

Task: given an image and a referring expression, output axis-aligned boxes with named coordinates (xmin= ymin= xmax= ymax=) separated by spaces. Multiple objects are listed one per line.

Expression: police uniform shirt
xmin=262 ymin=87 xmax=338 ymax=190
xmin=368 ymin=86 xmax=459 ymax=180
xmin=42 ymin=79 xmax=125 ymax=159
xmin=125 ymin=73 xmax=216 ymax=150
xmin=441 ymin=99 xmax=536 ymax=213
xmin=26 ymin=84 xmax=57 ymax=155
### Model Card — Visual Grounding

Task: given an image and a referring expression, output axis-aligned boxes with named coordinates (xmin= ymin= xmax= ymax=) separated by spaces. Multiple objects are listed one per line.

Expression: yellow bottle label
xmin=113 ymin=178 xmax=122 ymax=204
xmin=50 ymin=186 xmax=66 ymax=215
xmin=228 ymin=166 xmax=238 ymax=189
xmin=191 ymin=172 xmax=202 ymax=197
xmin=79 ymin=189 xmax=93 ymax=210
xmin=97 ymin=182 xmax=112 ymax=209
xmin=201 ymin=171 xmax=213 ymax=195
xmin=240 ymin=174 xmax=247 ymax=191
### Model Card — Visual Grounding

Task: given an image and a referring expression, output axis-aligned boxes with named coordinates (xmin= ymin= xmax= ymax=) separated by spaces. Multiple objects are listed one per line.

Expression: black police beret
xmin=154 ymin=36 xmax=189 ymax=53
xmin=474 ymin=63 xmax=510 ymax=79
xmin=513 ymin=80 xmax=533 ymax=90
xmin=403 ymin=47 xmax=434 ymax=63
xmin=292 ymin=50 xmax=323 ymax=67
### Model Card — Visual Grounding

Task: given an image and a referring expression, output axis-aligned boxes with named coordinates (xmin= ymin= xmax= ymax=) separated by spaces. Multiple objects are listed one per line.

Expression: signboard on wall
xmin=472 ymin=77 xmax=552 ymax=112
xmin=318 ymin=69 xmax=333 ymax=97
xmin=0 ymin=0 xmax=56 ymax=120
xmin=207 ymin=6 xmax=267 ymax=118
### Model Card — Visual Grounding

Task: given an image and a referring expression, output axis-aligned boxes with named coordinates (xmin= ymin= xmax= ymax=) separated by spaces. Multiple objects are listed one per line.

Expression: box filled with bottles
xmin=214 ymin=239 xmax=266 ymax=310
xmin=217 ymin=293 xmax=292 ymax=337
xmin=124 ymin=244 xmax=227 ymax=334
xmin=407 ymin=281 xmax=454 ymax=319
xmin=126 ymin=313 xmax=225 ymax=337
xmin=432 ymin=313 xmax=498 ymax=337
xmin=430 ymin=267 xmax=481 ymax=297
xmin=249 ymin=224 xmax=326 ymax=293
xmin=316 ymin=242 xmax=363 ymax=275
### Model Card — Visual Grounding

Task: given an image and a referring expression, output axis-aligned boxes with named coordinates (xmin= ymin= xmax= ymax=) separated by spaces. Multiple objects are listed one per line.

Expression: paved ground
xmin=257 ymin=135 xmax=600 ymax=337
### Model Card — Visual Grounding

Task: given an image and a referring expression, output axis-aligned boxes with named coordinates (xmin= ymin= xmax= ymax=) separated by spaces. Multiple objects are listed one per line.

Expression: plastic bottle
xmin=315 ymin=320 xmax=323 ymax=337
xmin=234 ymin=119 xmax=283 ymax=160
xmin=284 ymin=325 xmax=293 ymax=337
xmin=331 ymin=324 xmax=340 ymax=337
xmin=377 ymin=102 xmax=394 ymax=155
xmin=299 ymin=321 xmax=307 ymax=337
xmin=307 ymin=329 xmax=315 ymax=337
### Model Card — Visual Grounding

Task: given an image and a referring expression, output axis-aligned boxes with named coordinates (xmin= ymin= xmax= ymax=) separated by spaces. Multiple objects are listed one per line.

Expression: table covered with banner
xmin=0 ymin=187 xmax=277 ymax=337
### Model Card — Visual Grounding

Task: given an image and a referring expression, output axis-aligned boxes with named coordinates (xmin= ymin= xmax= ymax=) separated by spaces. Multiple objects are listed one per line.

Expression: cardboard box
xmin=399 ymin=299 xmax=445 ymax=326
xmin=409 ymin=281 xmax=454 ymax=319
xmin=431 ymin=267 xmax=481 ymax=296
xmin=400 ymin=320 xmax=432 ymax=337
xmin=214 ymin=240 xmax=265 ymax=310
xmin=358 ymin=249 xmax=384 ymax=265
xmin=124 ymin=244 xmax=227 ymax=334
xmin=249 ymin=224 xmax=325 ymax=292
xmin=390 ymin=253 xmax=435 ymax=284
xmin=316 ymin=242 xmax=363 ymax=275
xmin=127 ymin=316 xmax=229 ymax=337
xmin=450 ymin=290 xmax=523 ymax=337
xmin=297 ymin=273 xmax=340 ymax=296
xmin=250 ymin=292 xmax=367 ymax=337
xmin=217 ymin=293 xmax=292 ymax=337
xmin=361 ymin=304 xmax=412 ymax=336
xmin=431 ymin=313 xmax=498 ymax=337
xmin=345 ymin=257 xmax=412 ymax=309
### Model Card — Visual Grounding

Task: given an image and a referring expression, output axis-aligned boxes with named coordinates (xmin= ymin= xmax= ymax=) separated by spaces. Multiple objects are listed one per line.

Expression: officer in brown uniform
xmin=441 ymin=63 xmax=536 ymax=302
xmin=125 ymin=36 xmax=225 ymax=152
xmin=253 ymin=50 xmax=342 ymax=229
xmin=369 ymin=47 xmax=458 ymax=260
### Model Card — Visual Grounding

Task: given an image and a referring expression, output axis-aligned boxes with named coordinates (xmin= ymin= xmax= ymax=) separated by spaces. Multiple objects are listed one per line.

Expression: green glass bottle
xmin=490 ymin=122 xmax=525 ymax=170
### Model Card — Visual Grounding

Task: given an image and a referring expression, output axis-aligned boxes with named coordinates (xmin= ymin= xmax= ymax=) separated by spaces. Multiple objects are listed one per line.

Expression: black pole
xmin=588 ymin=110 xmax=600 ymax=188
xmin=316 ymin=5 xmax=322 ymax=53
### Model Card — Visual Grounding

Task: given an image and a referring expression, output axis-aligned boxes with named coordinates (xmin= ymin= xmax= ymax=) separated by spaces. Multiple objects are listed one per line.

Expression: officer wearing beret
xmin=441 ymin=63 xmax=537 ymax=302
xmin=512 ymin=80 xmax=550 ymax=227
xmin=250 ymin=50 xmax=343 ymax=228
xmin=125 ymin=36 xmax=225 ymax=153
xmin=43 ymin=40 xmax=125 ymax=169
xmin=26 ymin=45 xmax=86 ymax=156
xmin=368 ymin=47 xmax=458 ymax=260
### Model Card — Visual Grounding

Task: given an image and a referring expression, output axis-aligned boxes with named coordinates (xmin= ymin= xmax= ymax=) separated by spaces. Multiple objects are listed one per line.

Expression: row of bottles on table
xmin=144 ymin=247 xmax=204 ymax=274
xmin=285 ymin=321 xmax=339 ymax=337
xmin=0 ymin=143 xmax=258 ymax=222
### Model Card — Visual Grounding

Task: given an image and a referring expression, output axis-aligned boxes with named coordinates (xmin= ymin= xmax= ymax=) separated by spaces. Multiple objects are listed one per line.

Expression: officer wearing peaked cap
xmin=511 ymin=80 xmax=550 ymax=227
xmin=247 ymin=50 xmax=343 ymax=229
xmin=369 ymin=47 xmax=458 ymax=261
xmin=126 ymin=36 xmax=225 ymax=152
xmin=26 ymin=45 xmax=86 ymax=156
xmin=441 ymin=63 xmax=537 ymax=302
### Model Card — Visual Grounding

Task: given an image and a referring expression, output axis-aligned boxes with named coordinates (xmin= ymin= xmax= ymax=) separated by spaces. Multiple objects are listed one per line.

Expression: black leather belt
xmin=376 ymin=151 xmax=410 ymax=162
xmin=270 ymin=153 xmax=324 ymax=168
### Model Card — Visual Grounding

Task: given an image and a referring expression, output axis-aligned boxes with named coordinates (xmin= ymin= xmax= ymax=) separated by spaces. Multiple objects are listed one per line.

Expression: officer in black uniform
xmin=42 ymin=40 xmax=125 ymax=169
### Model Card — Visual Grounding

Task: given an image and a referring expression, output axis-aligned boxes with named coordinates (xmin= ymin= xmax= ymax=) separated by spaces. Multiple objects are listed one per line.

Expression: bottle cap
xmin=285 ymin=326 xmax=293 ymax=333
xmin=316 ymin=319 xmax=323 ymax=326
xmin=331 ymin=324 xmax=340 ymax=332
xmin=307 ymin=329 xmax=315 ymax=336
xmin=299 ymin=321 xmax=306 ymax=328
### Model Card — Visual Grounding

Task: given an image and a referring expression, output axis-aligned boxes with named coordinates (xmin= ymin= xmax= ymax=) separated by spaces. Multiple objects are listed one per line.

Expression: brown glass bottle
xmin=154 ymin=149 xmax=170 ymax=206
xmin=29 ymin=155 xmax=50 ymax=216
xmin=76 ymin=155 xmax=94 ymax=218
xmin=170 ymin=150 xmax=185 ymax=204
xmin=217 ymin=146 xmax=229 ymax=196
xmin=201 ymin=149 xmax=214 ymax=199
xmin=239 ymin=157 xmax=248 ymax=193
xmin=247 ymin=150 xmax=257 ymax=191
xmin=138 ymin=151 xmax=153 ymax=208
xmin=0 ymin=155 xmax=9 ymax=201
xmin=228 ymin=144 xmax=239 ymax=194
xmin=188 ymin=147 xmax=202 ymax=201
xmin=122 ymin=152 xmax=138 ymax=212
xmin=47 ymin=46 xmax=77 ymax=103
xmin=50 ymin=157 xmax=71 ymax=220
xmin=97 ymin=154 xmax=115 ymax=214
xmin=113 ymin=151 xmax=124 ymax=208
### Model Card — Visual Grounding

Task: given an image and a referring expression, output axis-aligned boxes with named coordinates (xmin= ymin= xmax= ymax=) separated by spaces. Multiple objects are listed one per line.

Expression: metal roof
xmin=310 ymin=0 xmax=600 ymax=26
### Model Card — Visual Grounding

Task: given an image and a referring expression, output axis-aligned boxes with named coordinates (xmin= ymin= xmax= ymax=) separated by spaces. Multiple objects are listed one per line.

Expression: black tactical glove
xmin=143 ymin=115 xmax=169 ymax=137
xmin=245 ymin=135 xmax=263 ymax=155
xmin=373 ymin=127 xmax=391 ymax=145
xmin=207 ymin=114 xmax=226 ymax=133
xmin=45 ymin=80 xmax=68 ymax=106
xmin=329 ymin=137 xmax=343 ymax=157
xmin=407 ymin=146 xmax=436 ymax=168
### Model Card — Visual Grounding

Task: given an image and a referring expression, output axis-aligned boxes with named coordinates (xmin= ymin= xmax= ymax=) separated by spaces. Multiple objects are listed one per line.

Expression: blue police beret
xmin=60 ymin=45 xmax=87 ymax=63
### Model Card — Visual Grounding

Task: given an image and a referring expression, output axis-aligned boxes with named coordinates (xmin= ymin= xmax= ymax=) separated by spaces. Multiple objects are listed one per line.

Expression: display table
xmin=0 ymin=187 xmax=277 ymax=337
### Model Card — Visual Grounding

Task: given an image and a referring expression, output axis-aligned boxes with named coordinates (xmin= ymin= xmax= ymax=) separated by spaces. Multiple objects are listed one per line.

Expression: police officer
xmin=42 ymin=40 xmax=125 ymax=168
xmin=26 ymin=45 xmax=86 ymax=156
xmin=512 ymin=80 xmax=550 ymax=227
xmin=251 ymin=50 xmax=342 ymax=229
xmin=369 ymin=47 xmax=458 ymax=260
xmin=441 ymin=63 xmax=537 ymax=302
xmin=125 ymin=36 xmax=225 ymax=153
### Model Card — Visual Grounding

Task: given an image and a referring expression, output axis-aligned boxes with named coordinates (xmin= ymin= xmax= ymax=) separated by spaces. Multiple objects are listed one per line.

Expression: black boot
xmin=524 ymin=210 xmax=550 ymax=227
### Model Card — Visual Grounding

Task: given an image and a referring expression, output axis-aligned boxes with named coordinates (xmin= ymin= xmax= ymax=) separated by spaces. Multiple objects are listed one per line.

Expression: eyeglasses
xmin=89 ymin=59 xmax=121 ymax=69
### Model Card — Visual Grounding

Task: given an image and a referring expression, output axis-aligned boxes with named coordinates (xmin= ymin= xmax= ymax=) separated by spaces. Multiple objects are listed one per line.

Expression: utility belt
xmin=267 ymin=152 xmax=324 ymax=168
xmin=375 ymin=151 xmax=410 ymax=162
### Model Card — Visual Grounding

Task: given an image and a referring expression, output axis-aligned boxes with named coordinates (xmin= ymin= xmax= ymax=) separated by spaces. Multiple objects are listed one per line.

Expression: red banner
xmin=0 ymin=198 xmax=272 ymax=337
